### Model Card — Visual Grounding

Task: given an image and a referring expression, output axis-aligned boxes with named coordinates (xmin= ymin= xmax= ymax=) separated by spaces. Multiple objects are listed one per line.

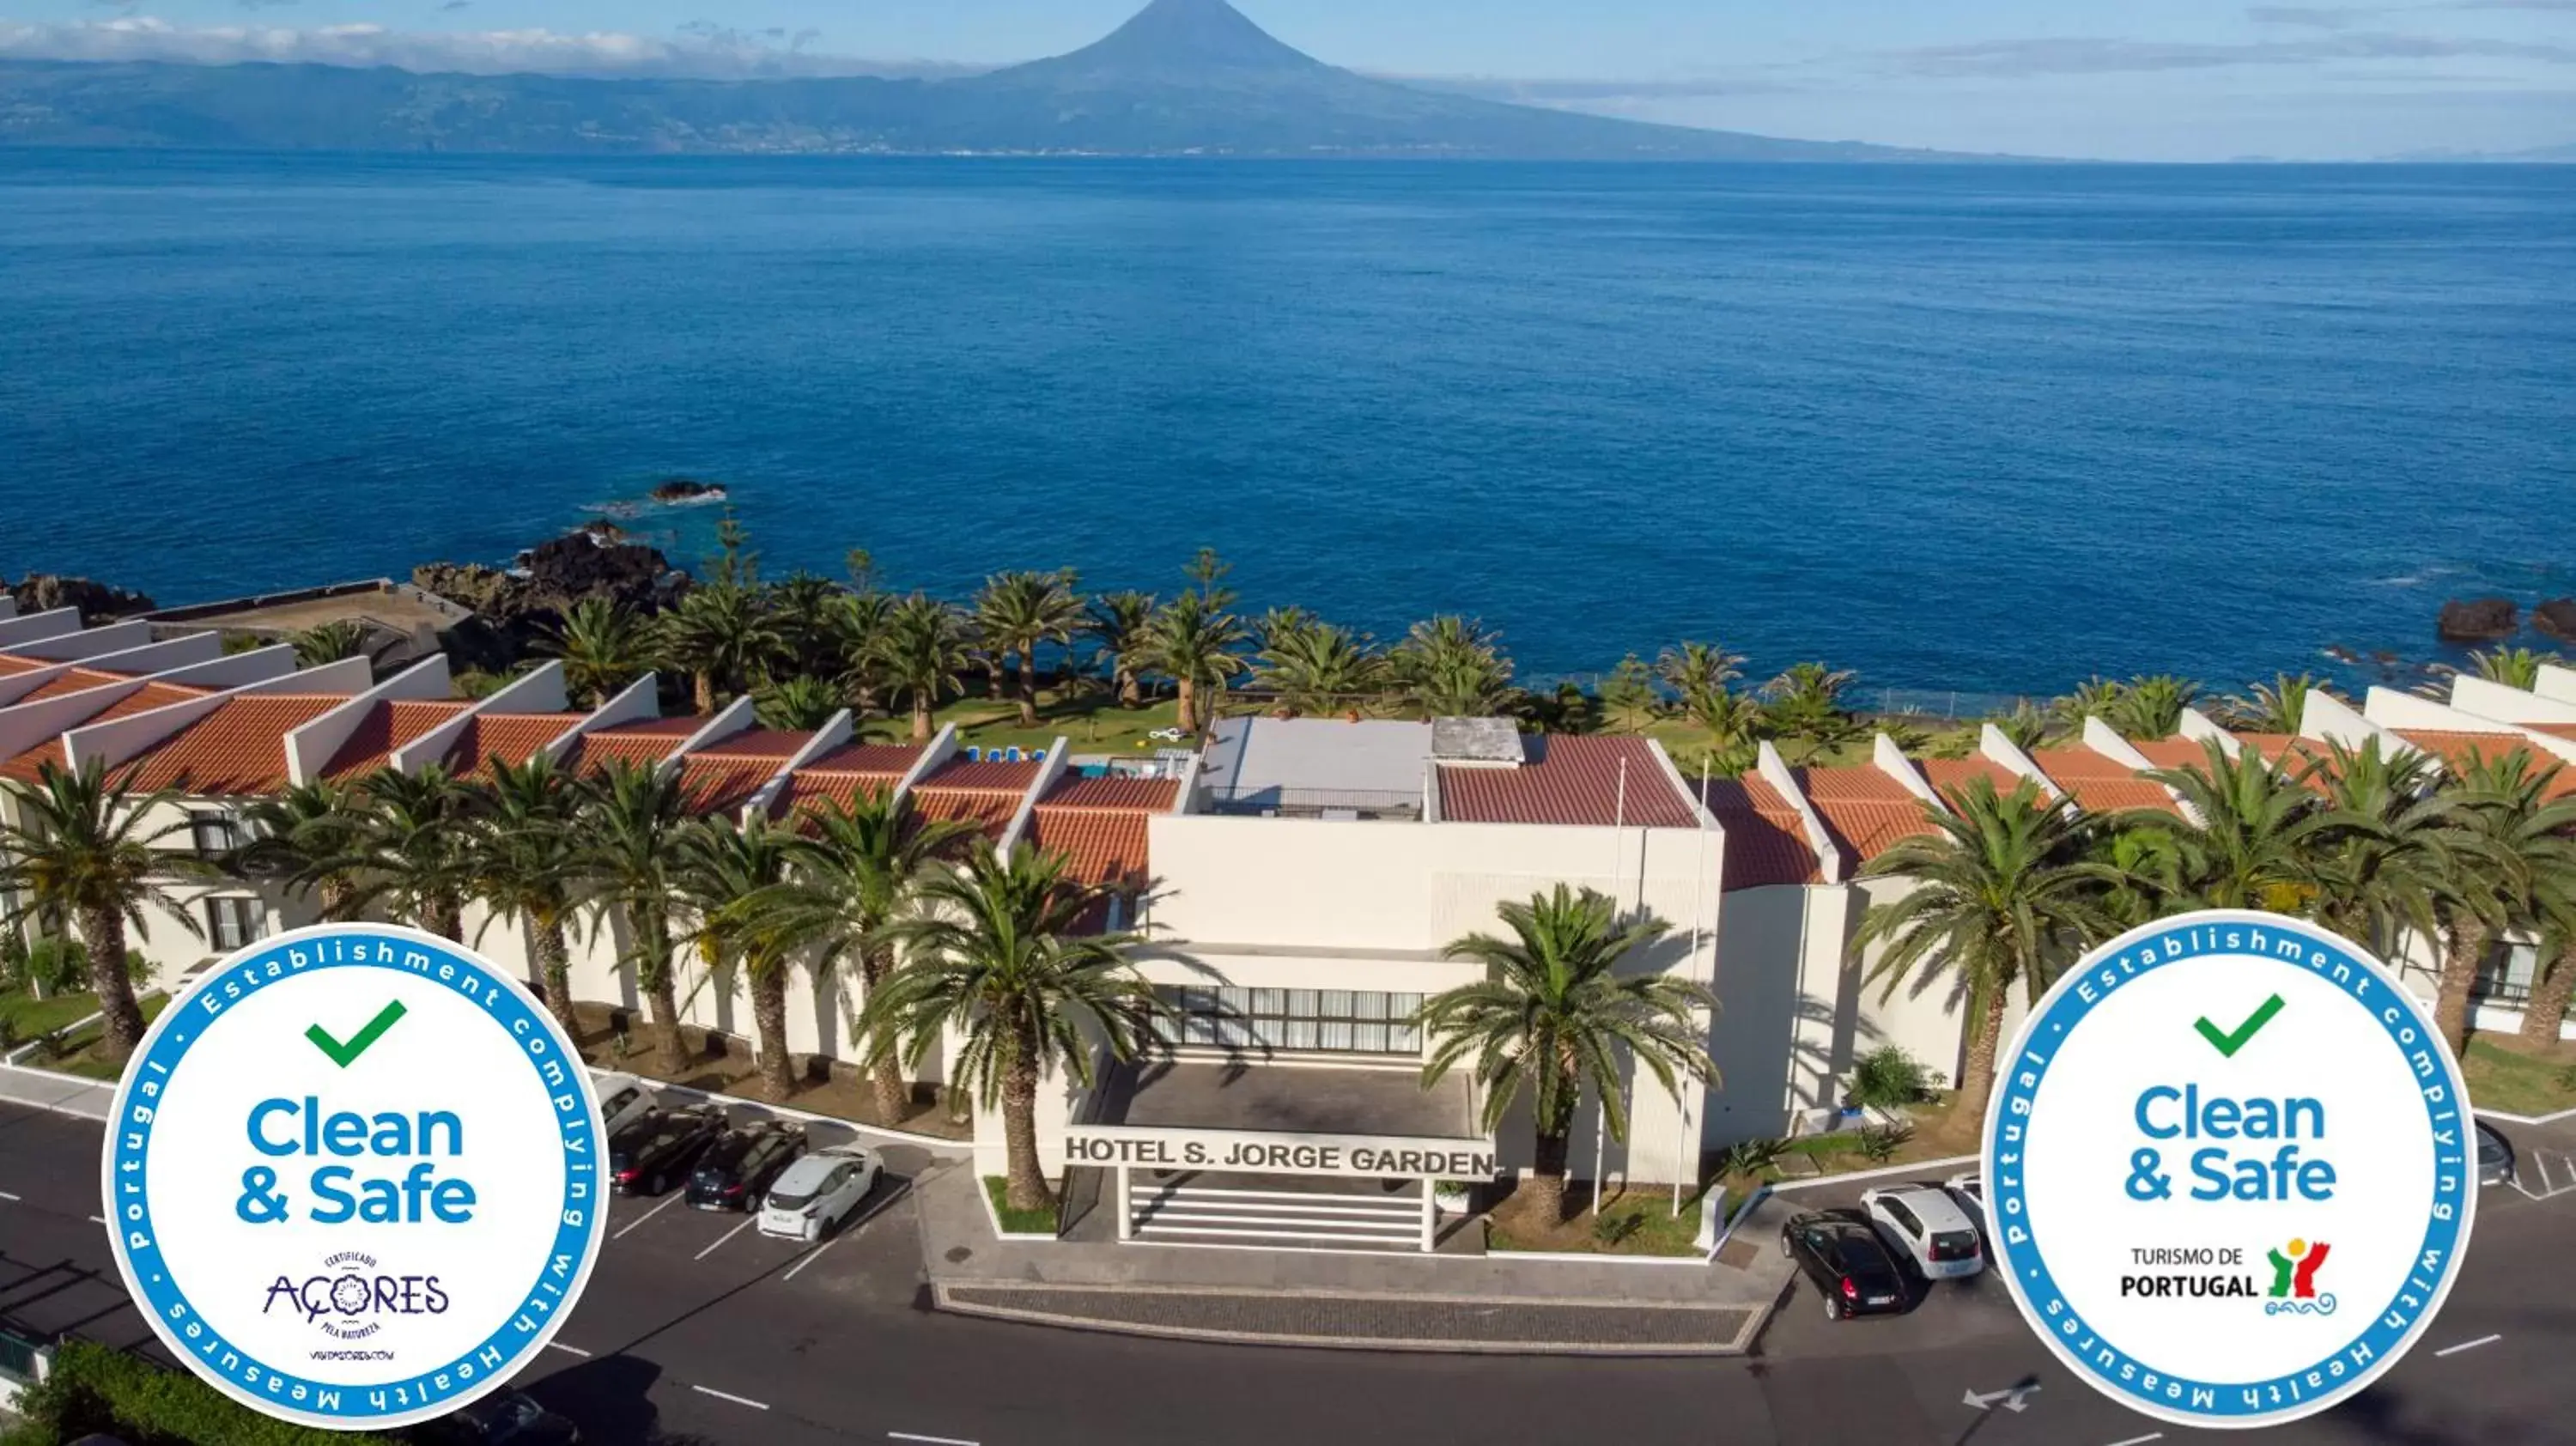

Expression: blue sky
xmin=3 ymin=0 xmax=2573 ymax=158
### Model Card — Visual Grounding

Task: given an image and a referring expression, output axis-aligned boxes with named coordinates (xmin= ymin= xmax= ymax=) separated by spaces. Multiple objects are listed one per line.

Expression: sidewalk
xmin=0 ymin=1062 xmax=113 ymax=1121
xmin=914 ymin=1164 xmax=1791 ymax=1354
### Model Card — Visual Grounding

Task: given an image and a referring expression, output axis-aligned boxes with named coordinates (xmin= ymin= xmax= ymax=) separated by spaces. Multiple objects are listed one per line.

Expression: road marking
xmin=696 ymin=1216 xmax=756 ymax=1260
xmin=888 ymin=1433 xmax=980 ymax=1445
xmin=0 ymin=1190 xmax=19 ymax=1202
xmin=691 ymin=1385 xmax=769 ymax=1410
xmin=613 ymin=1194 xmax=683 ymax=1239
xmin=2435 ymin=1334 xmax=2502 ymax=1357
xmin=2105 ymin=1435 xmax=2163 ymax=1446
xmin=1963 ymin=1384 xmax=2039 ymax=1413
xmin=781 ymin=1236 xmax=841 ymax=1283
xmin=88 ymin=1214 xmax=105 ymax=1224
xmin=545 ymin=1341 xmax=592 ymax=1358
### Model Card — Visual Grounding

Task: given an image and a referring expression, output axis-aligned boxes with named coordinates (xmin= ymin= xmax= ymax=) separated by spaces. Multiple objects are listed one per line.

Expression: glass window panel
xmin=1320 ymin=990 xmax=1352 ymax=1018
xmin=1389 ymin=1023 xmax=1419 ymax=1053
xmin=1353 ymin=993 xmax=1387 ymax=1021
xmin=1318 ymin=1019 xmax=1355 ymax=1051
xmin=1282 ymin=1018 xmax=1319 ymax=1050
xmin=1354 ymin=1022 xmax=1388 ymax=1053
xmin=1288 ymin=989 xmax=1318 ymax=1018
xmin=1252 ymin=988 xmax=1285 ymax=1018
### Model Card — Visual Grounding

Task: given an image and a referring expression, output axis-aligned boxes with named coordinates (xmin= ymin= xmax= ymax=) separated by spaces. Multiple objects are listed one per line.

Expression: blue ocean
xmin=3 ymin=152 xmax=2570 ymax=699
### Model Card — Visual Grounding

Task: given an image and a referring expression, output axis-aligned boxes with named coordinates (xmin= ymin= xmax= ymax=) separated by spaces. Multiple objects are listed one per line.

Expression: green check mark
xmin=307 ymin=999 xmax=407 ymax=1068
xmin=2193 ymin=993 xmax=2285 ymax=1058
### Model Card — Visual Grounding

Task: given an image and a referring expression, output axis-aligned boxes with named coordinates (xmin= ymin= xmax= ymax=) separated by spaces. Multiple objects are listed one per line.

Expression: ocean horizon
xmin=3 ymin=151 xmax=2570 ymax=699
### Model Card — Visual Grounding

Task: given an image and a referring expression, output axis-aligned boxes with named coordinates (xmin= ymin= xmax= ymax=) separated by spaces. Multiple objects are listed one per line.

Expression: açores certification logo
xmin=101 ymin=924 xmax=608 ymax=1431
xmin=1983 ymin=909 xmax=2476 ymax=1430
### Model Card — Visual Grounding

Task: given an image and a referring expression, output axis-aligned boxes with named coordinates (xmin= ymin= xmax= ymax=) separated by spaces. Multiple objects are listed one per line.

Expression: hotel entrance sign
xmin=1066 ymin=1125 xmax=1498 ymax=1180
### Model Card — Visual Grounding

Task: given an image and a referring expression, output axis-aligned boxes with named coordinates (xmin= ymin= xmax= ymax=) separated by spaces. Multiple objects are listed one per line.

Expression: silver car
xmin=757 ymin=1144 xmax=882 ymax=1242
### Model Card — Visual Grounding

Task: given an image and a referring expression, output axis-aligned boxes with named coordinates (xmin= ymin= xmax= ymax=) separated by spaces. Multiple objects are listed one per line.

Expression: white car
xmin=592 ymin=1072 xmax=655 ymax=1137
xmin=758 ymin=1144 xmax=882 ymax=1242
xmin=1860 ymin=1185 xmax=1984 ymax=1280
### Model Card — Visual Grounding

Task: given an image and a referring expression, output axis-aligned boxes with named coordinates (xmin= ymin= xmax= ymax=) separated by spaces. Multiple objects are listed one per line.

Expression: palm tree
xmin=1392 ymin=616 xmax=1515 ymax=719
xmin=2219 ymin=673 xmax=2324 ymax=735
xmin=343 ymin=764 xmax=479 ymax=940
xmin=871 ymin=592 xmax=972 ymax=743
xmin=1988 ymin=700 xmax=2053 ymax=752
xmin=756 ymin=792 xmax=981 ymax=1124
xmin=864 ymin=843 xmax=1163 ymax=1212
xmin=465 ymin=756 xmax=581 ymax=1032
xmin=546 ymin=597 xmax=654 ymax=707
xmin=1142 ymin=590 xmax=1245 ymax=734
xmin=1656 ymin=641 xmax=1744 ymax=703
xmin=0 ymin=760 xmax=204 ymax=1062
xmin=2104 ymin=675 xmax=2200 ymax=740
xmin=2469 ymin=647 xmax=2562 ymax=692
xmin=1083 ymin=590 xmax=1157 ymax=708
xmin=656 ymin=582 xmax=783 ymax=715
xmin=231 ymin=778 xmax=365 ymax=920
xmin=974 ymin=571 xmax=1084 ymax=729
xmin=767 ymin=571 xmax=846 ymax=679
xmin=2306 ymin=739 xmax=2451 ymax=957
xmin=2050 ymin=676 xmax=2126 ymax=732
xmin=2520 ymin=904 xmax=2576 ymax=1050
xmin=2434 ymin=750 xmax=2576 ymax=1054
xmin=1253 ymin=620 xmax=1384 ymax=716
xmin=2138 ymin=738 xmax=2330 ymax=913
xmin=1763 ymin=662 xmax=1866 ymax=764
xmin=1853 ymin=778 xmax=2111 ymax=1122
xmin=675 ymin=816 xmax=802 ymax=1099
xmin=572 ymin=760 xmax=696 ymax=1076
xmin=755 ymin=674 xmax=844 ymax=731
xmin=289 ymin=620 xmax=373 ymax=667
xmin=1596 ymin=655 xmax=1664 ymax=733
xmin=825 ymin=588 xmax=895 ymax=717
xmin=1415 ymin=884 xmax=1713 ymax=1224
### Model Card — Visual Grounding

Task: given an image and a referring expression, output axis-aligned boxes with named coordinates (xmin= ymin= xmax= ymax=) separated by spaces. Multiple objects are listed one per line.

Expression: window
xmin=2477 ymin=939 xmax=2541 ymax=1006
xmin=1881 ymin=1200 xmax=1923 ymax=1237
xmin=206 ymin=896 xmax=265 ymax=953
xmin=189 ymin=810 xmax=240 ymax=856
xmin=1153 ymin=987 xmax=1424 ymax=1056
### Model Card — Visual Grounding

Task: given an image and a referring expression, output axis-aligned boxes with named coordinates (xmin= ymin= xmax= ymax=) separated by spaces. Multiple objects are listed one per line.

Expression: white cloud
xmin=0 ymin=15 xmax=984 ymax=78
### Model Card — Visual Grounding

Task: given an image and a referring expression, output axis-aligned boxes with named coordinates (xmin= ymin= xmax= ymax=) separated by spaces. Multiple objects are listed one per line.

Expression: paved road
xmin=7 ymin=1097 xmax=2575 ymax=1446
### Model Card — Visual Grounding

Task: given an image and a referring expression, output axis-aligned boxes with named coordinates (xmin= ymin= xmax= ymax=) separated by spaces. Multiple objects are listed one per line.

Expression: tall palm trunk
xmin=693 ymin=670 xmax=717 ymax=716
xmin=2518 ymin=944 xmax=2576 ymax=1048
xmin=633 ymin=911 xmax=688 ymax=1076
xmin=318 ymin=876 xmax=356 ymax=924
xmin=910 ymin=696 xmax=933 ymax=743
xmin=1526 ymin=1124 xmax=1571 ymax=1224
xmin=1002 ymin=1050 xmax=1050 ymax=1213
xmin=532 ymin=911 xmax=576 ymax=1035
xmin=1175 ymin=677 xmax=1198 ymax=734
xmin=1117 ymin=665 xmax=1140 ymax=709
xmin=2436 ymin=920 xmax=2487 ymax=1058
xmin=1018 ymin=643 xmax=1042 ymax=729
xmin=750 ymin=963 xmax=794 ymax=1101
xmin=79 ymin=908 xmax=145 ymax=1064
xmin=860 ymin=939 xmax=909 ymax=1126
xmin=422 ymin=894 xmax=463 ymax=944
xmin=1958 ymin=989 xmax=2009 ymax=1124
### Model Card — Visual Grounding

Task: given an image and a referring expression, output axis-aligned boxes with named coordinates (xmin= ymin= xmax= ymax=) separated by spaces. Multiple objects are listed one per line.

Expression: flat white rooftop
xmin=1198 ymin=716 xmax=1428 ymax=817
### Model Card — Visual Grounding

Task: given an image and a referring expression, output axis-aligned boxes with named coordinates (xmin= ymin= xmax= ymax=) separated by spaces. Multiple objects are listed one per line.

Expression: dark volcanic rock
xmin=648 ymin=477 xmax=726 ymax=503
xmin=411 ymin=531 xmax=685 ymax=667
xmin=2438 ymin=597 xmax=2519 ymax=642
xmin=6 ymin=574 xmax=158 ymax=622
xmin=2537 ymin=598 xmax=2576 ymax=644
xmin=519 ymin=533 xmax=682 ymax=613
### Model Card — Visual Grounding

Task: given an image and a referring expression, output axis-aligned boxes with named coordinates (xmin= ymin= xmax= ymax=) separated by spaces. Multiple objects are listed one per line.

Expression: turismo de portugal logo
xmin=102 ymin=924 xmax=609 ymax=1431
xmin=1984 ymin=908 xmax=2476 ymax=1430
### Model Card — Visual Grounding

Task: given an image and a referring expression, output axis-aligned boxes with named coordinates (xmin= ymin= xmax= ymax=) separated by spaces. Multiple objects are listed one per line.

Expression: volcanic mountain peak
xmin=1014 ymin=0 xmax=1324 ymax=79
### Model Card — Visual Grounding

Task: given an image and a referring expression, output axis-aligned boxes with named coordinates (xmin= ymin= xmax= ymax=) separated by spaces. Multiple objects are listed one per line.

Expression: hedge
xmin=2 ymin=1340 xmax=404 ymax=1446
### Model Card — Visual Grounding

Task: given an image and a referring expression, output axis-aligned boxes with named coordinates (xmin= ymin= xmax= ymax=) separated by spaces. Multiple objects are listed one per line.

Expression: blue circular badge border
xmin=1984 ymin=909 xmax=2474 ymax=1431
xmin=100 ymin=924 xmax=609 ymax=1431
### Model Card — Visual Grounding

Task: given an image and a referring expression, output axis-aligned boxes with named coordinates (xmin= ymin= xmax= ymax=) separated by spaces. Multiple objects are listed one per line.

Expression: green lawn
xmin=2464 ymin=1036 xmax=2576 ymax=1118
xmin=924 ymin=694 xmax=1191 ymax=760
xmin=0 ymin=987 xmax=105 ymax=1048
xmin=1485 ymin=1182 xmax=1718 ymax=1257
xmin=982 ymin=1176 xmax=1060 ymax=1236
xmin=39 ymin=992 xmax=171 ymax=1081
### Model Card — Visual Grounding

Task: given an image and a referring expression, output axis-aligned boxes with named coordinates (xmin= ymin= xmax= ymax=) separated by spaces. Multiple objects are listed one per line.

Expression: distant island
xmin=0 ymin=0 xmax=1989 ymax=161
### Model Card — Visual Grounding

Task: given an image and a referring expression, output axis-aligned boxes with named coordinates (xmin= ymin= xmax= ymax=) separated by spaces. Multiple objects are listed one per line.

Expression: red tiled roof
xmin=442 ymin=712 xmax=589 ymax=781
xmin=2529 ymin=723 xmax=2576 ymax=741
xmin=1437 ymin=735 xmax=1696 ymax=829
xmin=691 ymin=728 xmax=814 ymax=760
xmin=2131 ymin=736 xmax=2221 ymax=769
xmin=1793 ymin=767 xmax=1941 ymax=863
xmin=0 ymin=655 xmax=44 ymax=677
xmin=2399 ymin=729 xmax=2538 ymax=770
xmin=559 ymin=721 xmax=693 ymax=776
xmin=910 ymin=787 xmax=1021 ymax=839
xmin=13 ymin=666 xmax=130 ymax=703
xmin=1917 ymin=756 xmax=2038 ymax=806
xmin=773 ymin=772 xmax=895 ymax=821
xmin=918 ymin=757 xmax=1043 ymax=792
xmin=2026 ymin=748 xmax=2183 ymax=816
xmin=676 ymin=755 xmax=783 ymax=817
xmin=0 ymin=681 xmax=216 ymax=786
xmin=1028 ymin=807 xmax=1154 ymax=887
xmin=116 ymin=694 xmax=344 ymax=796
xmin=319 ymin=699 xmax=471 ymax=781
xmin=2026 ymin=747 xmax=2126 ymax=781
xmin=1042 ymin=775 xmax=1180 ymax=811
xmin=1698 ymin=775 xmax=1822 ymax=890
xmin=802 ymin=742 xmax=924 ymax=776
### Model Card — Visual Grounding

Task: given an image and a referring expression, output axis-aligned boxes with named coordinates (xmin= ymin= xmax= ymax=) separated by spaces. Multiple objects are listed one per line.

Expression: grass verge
xmin=1484 ymin=1182 xmax=1716 ymax=1257
xmin=35 ymin=993 xmax=169 ymax=1080
xmin=983 ymin=1175 xmax=1060 ymax=1236
xmin=2464 ymin=1036 xmax=2576 ymax=1118
xmin=0 ymin=987 xmax=104 ymax=1048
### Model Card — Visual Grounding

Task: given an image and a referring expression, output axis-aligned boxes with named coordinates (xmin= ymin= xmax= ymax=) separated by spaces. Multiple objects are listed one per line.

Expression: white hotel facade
xmin=4 ymin=592 xmax=2573 ymax=1247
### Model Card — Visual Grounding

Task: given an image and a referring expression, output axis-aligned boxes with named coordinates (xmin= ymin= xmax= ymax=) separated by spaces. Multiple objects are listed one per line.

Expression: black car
xmin=686 ymin=1122 xmax=808 ymax=1211
xmin=415 ymin=1389 xmax=580 ymax=1444
xmin=1782 ymin=1209 xmax=1909 ymax=1321
xmin=607 ymin=1108 xmax=725 ymax=1196
xmin=2476 ymin=1120 xmax=2514 ymax=1188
